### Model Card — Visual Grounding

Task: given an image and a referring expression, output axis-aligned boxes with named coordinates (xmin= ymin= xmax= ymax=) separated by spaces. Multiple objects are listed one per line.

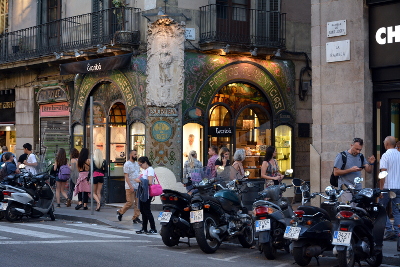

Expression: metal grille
xmin=200 ymin=4 xmax=285 ymax=48
xmin=0 ymin=7 xmax=141 ymax=63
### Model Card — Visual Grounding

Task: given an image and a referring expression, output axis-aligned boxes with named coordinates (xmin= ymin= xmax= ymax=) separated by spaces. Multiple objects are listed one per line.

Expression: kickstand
xmin=314 ymin=256 xmax=320 ymax=266
xmin=178 ymin=237 xmax=191 ymax=247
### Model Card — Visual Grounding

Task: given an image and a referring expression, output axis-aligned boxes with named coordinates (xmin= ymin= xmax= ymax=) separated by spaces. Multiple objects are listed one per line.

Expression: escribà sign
xmin=209 ymin=126 xmax=233 ymax=137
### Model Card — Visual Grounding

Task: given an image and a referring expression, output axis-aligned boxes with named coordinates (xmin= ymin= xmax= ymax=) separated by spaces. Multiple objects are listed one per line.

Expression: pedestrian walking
xmin=135 ymin=156 xmax=157 ymax=234
xmin=333 ymin=138 xmax=376 ymax=204
xmin=22 ymin=143 xmax=37 ymax=175
xmin=378 ymin=136 xmax=400 ymax=241
xmin=261 ymin=146 xmax=284 ymax=187
xmin=206 ymin=145 xmax=218 ymax=178
xmin=93 ymin=149 xmax=106 ymax=211
xmin=117 ymin=150 xmax=142 ymax=223
xmin=53 ymin=148 xmax=69 ymax=208
xmin=66 ymin=148 xmax=80 ymax=207
xmin=183 ymin=150 xmax=203 ymax=194
xmin=74 ymin=148 xmax=91 ymax=210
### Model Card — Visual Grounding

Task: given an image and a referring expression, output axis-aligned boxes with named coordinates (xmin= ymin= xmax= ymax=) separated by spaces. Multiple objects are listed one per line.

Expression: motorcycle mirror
xmin=354 ymin=177 xmax=363 ymax=184
xmin=378 ymin=171 xmax=388 ymax=179
xmin=389 ymin=191 xmax=397 ymax=199
xmin=300 ymin=183 xmax=309 ymax=192
xmin=325 ymin=186 xmax=336 ymax=196
xmin=285 ymin=169 xmax=293 ymax=176
xmin=244 ymin=170 xmax=250 ymax=177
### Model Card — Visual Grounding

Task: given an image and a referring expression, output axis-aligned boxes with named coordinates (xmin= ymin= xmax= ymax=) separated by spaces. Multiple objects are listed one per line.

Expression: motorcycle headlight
xmin=358 ymin=188 xmax=373 ymax=198
xmin=325 ymin=186 xmax=336 ymax=196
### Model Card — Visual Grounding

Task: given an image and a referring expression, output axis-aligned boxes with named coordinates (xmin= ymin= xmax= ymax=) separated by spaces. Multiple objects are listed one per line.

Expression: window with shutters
xmin=256 ymin=0 xmax=281 ymax=45
xmin=0 ymin=0 xmax=8 ymax=34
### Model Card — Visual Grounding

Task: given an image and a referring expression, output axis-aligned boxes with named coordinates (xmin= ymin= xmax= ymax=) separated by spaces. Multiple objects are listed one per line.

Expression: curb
xmin=54 ymin=213 xmax=134 ymax=230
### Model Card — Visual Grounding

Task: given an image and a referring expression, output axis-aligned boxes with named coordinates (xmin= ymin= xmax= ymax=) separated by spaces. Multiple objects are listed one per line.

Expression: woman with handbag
xmin=74 ymin=148 xmax=91 ymax=210
xmin=53 ymin=148 xmax=69 ymax=208
xmin=93 ymin=149 xmax=106 ymax=211
xmin=134 ymin=156 xmax=157 ymax=235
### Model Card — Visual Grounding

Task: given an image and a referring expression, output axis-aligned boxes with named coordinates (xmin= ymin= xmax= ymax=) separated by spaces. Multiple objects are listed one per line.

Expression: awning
xmin=60 ymin=53 xmax=132 ymax=75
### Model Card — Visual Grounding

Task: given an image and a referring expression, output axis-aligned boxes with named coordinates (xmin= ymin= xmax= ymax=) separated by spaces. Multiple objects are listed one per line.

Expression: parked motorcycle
xmin=284 ymin=184 xmax=344 ymax=266
xmin=252 ymin=182 xmax=293 ymax=259
xmin=332 ymin=176 xmax=387 ymax=267
xmin=2 ymin=171 xmax=56 ymax=222
xmin=190 ymin=166 xmax=254 ymax=253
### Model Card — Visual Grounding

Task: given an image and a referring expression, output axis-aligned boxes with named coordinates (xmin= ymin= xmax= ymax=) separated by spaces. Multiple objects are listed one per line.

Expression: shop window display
xmin=183 ymin=123 xmax=203 ymax=161
xmin=130 ymin=121 xmax=145 ymax=157
xmin=73 ymin=124 xmax=84 ymax=151
xmin=109 ymin=102 xmax=126 ymax=177
xmin=274 ymin=125 xmax=292 ymax=173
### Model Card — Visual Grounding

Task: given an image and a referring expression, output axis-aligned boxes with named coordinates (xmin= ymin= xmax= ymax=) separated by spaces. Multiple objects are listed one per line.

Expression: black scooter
xmin=252 ymin=183 xmax=293 ymax=259
xmin=332 ymin=177 xmax=387 ymax=267
xmin=284 ymin=185 xmax=344 ymax=266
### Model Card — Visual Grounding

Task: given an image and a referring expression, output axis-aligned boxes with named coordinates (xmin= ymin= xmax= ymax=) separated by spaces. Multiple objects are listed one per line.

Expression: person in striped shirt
xmin=379 ymin=136 xmax=400 ymax=241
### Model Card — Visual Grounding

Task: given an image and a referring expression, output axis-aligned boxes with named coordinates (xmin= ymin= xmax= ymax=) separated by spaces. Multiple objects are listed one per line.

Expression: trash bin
xmin=241 ymin=179 xmax=265 ymax=212
xmin=107 ymin=177 xmax=126 ymax=203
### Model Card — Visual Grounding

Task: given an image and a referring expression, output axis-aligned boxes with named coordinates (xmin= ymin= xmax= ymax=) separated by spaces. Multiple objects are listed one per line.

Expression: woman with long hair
xmin=134 ymin=156 xmax=157 ymax=234
xmin=215 ymin=147 xmax=230 ymax=172
xmin=74 ymin=148 xmax=91 ymax=210
xmin=66 ymin=148 xmax=80 ymax=207
xmin=93 ymin=149 xmax=106 ymax=211
xmin=182 ymin=150 xmax=203 ymax=193
xmin=53 ymin=148 xmax=69 ymax=207
xmin=261 ymin=146 xmax=283 ymax=187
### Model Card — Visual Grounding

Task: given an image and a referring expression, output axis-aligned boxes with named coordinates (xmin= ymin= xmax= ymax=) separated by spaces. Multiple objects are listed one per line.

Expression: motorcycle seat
xmin=298 ymin=205 xmax=331 ymax=220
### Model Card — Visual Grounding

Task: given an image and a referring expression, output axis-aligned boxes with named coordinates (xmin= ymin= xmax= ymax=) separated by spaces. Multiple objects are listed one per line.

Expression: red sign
xmin=40 ymin=102 xmax=70 ymax=117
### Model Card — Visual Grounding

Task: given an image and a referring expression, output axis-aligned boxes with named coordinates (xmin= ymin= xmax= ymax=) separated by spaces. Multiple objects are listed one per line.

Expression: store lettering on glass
xmin=87 ymin=63 xmax=102 ymax=72
xmin=0 ymin=101 xmax=15 ymax=109
xmin=216 ymin=127 xmax=232 ymax=134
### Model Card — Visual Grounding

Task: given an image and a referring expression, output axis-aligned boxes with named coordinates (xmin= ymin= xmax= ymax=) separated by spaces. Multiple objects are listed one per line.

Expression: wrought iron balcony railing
xmin=0 ymin=7 xmax=141 ymax=63
xmin=200 ymin=4 xmax=286 ymax=48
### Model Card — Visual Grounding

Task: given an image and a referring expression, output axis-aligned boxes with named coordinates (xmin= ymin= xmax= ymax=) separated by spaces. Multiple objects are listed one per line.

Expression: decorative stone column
xmin=145 ymin=17 xmax=186 ymax=195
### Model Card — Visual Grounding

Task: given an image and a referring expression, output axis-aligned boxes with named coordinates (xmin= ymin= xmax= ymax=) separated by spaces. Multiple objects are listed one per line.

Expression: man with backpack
xmin=333 ymin=138 xmax=376 ymax=204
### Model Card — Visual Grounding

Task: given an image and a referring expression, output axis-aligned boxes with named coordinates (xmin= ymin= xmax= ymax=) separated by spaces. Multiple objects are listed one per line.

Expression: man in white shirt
xmin=379 ymin=136 xmax=400 ymax=240
xmin=117 ymin=150 xmax=142 ymax=224
xmin=23 ymin=143 xmax=37 ymax=175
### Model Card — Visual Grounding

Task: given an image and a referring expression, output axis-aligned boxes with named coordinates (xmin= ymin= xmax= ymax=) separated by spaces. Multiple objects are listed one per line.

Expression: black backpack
xmin=330 ymin=151 xmax=364 ymax=187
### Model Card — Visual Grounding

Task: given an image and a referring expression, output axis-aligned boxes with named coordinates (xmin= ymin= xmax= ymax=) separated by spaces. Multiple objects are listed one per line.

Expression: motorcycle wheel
xmin=161 ymin=224 xmax=180 ymax=247
xmin=365 ymin=250 xmax=383 ymax=267
xmin=338 ymin=239 xmax=355 ymax=267
xmin=262 ymin=242 xmax=277 ymax=260
xmin=293 ymin=247 xmax=312 ymax=266
xmin=194 ymin=212 xmax=220 ymax=254
xmin=238 ymin=222 xmax=254 ymax=248
xmin=5 ymin=202 xmax=20 ymax=222
xmin=48 ymin=205 xmax=55 ymax=221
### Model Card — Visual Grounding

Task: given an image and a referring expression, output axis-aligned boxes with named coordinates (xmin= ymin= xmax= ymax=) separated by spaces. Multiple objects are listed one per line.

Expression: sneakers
xmin=146 ymin=229 xmax=157 ymax=235
xmin=117 ymin=211 xmax=123 ymax=221
xmin=136 ymin=229 xmax=147 ymax=234
xmin=75 ymin=204 xmax=83 ymax=210
xmin=383 ymin=231 xmax=397 ymax=241
xmin=133 ymin=218 xmax=142 ymax=224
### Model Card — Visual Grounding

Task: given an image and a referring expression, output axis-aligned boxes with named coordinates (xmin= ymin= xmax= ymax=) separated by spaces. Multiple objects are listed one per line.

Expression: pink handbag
xmin=149 ymin=174 xmax=163 ymax=197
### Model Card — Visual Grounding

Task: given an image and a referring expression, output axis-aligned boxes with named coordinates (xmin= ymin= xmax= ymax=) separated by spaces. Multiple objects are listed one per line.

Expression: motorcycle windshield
xmin=192 ymin=166 xmax=214 ymax=186
xmin=215 ymin=166 xmax=244 ymax=188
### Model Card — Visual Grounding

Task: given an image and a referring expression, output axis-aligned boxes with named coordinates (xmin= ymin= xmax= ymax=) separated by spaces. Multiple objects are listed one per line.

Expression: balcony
xmin=199 ymin=4 xmax=286 ymax=51
xmin=0 ymin=7 xmax=141 ymax=64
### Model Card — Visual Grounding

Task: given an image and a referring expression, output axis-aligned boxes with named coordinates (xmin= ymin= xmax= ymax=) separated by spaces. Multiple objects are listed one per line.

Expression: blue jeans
xmin=379 ymin=189 xmax=400 ymax=234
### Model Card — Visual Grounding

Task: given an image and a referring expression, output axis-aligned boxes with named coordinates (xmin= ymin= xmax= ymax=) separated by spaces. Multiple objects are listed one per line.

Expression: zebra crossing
xmin=0 ymin=221 xmax=160 ymax=244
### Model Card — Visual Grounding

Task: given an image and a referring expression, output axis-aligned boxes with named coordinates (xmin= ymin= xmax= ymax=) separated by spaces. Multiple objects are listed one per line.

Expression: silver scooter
xmin=2 ymin=171 xmax=55 ymax=222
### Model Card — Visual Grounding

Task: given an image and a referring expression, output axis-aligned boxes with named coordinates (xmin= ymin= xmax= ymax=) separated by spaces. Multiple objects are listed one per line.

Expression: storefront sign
xmin=277 ymin=111 xmax=293 ymax=124
xmin=369 ymin=2 xmax=400 ymax=68
xmin=40 ymin=102 xmax=70 ymax=117
xmin=326 ymin=40 xmax=350 ymax=63
xmin=209 ymin=126 xmax=233 ymax=137
xmin=37 ymin=87 xmax=68 ymax=104
xmin=152 ymin=121 xmax=173 ymax=142
xmin=60 ymin=53 xmax=132 ymax=75
xmin=149 ymin=107 xmax=178 ymax=117
xmin=327 ymin=20 xmax=346 ymax=37
xmin=0 ymin=101 xmax=15 ymax=109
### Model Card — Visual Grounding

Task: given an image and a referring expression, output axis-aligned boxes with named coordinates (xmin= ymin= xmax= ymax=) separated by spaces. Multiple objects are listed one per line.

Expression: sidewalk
xmin=54 ymin=203 xmax=400 ymax=266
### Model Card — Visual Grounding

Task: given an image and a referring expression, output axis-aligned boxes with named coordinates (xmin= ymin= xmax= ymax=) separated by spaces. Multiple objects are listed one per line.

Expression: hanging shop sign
xmin=37 ymin=87 xmax=68 ymax=104
xmin=152 ymin=121 xmax=173 ymax=142
xmin=60 ymin=53 xmax=132 ymax=75
xmin=369 ymin=2 xmax=400 ymax=68
xmin=209 ymin=126 xmax=233 ymax=137
xmin=40 ymin=102 xmax=70 ymax=117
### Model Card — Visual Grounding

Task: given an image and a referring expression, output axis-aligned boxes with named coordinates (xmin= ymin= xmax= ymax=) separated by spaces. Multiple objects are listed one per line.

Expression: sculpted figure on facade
xmin=146 ymin=18 xmax=185 ymax=107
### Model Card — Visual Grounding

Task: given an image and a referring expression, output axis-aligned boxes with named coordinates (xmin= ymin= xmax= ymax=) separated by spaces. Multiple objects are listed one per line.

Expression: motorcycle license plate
xmin=284 ymin=226 xmax=301 ymax=240
xmin=332 ymin=231 xmax=352 ymax=246
xmin=0 ymin=202 xmax=7 ymax=211
xmin=157 ymin=212 xmax=172 ymax=222
xmin=255 ymin=219 xmax=270 ymax=232
xmin=190 ymin=210 xmax=203 ymax=223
